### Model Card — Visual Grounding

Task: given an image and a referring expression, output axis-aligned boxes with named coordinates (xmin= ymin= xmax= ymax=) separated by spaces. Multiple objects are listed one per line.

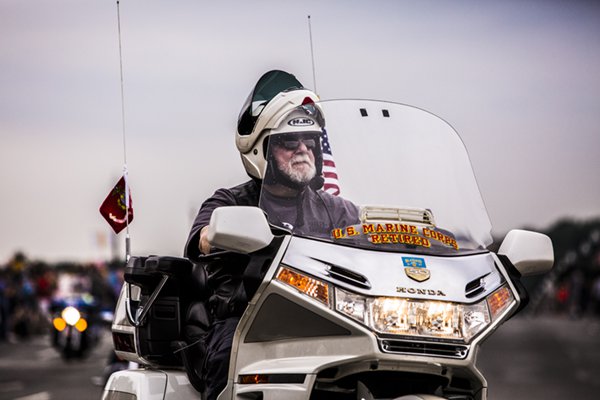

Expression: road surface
xmin=0 ymin=330 xmax=110 ymax=400
xmin=478 ymin=315 xmax=600 ymax=399
xmin=0 ymin=316 xmax=598 ymax=399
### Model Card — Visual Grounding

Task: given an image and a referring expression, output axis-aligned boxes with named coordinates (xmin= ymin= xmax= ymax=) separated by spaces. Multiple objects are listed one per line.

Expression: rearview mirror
xmin=498 ymin=229 xmax=554 ymax=276
xmin=207 ymin=206 xmax=275 ymax=254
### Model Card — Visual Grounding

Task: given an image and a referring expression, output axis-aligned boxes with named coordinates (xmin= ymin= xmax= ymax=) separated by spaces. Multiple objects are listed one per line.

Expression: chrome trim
xmin=378 ymin=338 xmax=470 ymax=359
xmin=324 ymin=262 xmax=371 ymax=289
xmin=125 ymin=275 xmax=170 ymax=327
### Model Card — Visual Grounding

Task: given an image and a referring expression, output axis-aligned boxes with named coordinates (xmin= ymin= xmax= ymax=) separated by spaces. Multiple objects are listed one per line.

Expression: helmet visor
xmin=237 ymin=70 xmax=304 ymax=136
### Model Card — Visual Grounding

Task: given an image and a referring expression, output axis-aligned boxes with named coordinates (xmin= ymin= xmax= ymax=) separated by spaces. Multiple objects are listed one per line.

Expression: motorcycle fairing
xmin=228 ymin=236 xmax=497 ymax=400
xmin=227 ymin=99 xmax=504 ymax=399
xmin=282 ymin=236 xmax=504 ymax=303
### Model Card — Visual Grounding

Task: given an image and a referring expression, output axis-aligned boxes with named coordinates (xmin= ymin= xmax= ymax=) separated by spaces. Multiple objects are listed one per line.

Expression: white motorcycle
xmin=103 ymin=99 xmax=553 ymax=400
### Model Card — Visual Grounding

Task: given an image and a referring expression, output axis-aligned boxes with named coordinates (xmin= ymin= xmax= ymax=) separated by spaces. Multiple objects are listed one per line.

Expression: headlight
xmin=274 ymin=265 xmax=516 ymax=343
xmin=61 ymin=306 xmax=81 ymax=326
xmin=336 ymin=284 xmax=515 ymax=343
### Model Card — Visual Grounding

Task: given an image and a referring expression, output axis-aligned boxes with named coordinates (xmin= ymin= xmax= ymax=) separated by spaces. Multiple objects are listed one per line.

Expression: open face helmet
xmin=236 ymin=70 xmax=323 ymax=184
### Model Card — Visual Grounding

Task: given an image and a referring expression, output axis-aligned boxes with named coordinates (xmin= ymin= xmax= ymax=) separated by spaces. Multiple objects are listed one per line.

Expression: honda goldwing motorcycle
xmin=103 ymin=99 xmax=553 ymax=400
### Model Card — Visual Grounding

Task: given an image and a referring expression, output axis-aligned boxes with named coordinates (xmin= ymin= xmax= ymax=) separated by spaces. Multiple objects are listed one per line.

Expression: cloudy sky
xmin=1 ymin=0 xmax=599 ymax=263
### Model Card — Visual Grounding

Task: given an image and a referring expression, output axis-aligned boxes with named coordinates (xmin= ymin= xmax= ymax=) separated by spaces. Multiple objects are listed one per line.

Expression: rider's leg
xmin=204 ymin=316 xmax=240 ymax=400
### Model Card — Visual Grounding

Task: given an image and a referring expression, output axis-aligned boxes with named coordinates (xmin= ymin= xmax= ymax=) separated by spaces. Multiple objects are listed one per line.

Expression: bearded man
xmin=183 ymin=71 xmax=358 ymax=400
xmin=185 ymin=102 xmax=358 ymax=259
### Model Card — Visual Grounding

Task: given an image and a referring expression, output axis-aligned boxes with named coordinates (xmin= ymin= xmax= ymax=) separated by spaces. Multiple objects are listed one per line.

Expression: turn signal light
xmin=487 ymin=285 xmax=514 ymax=320
xmin=53 ymin=317 xmax=67 ymax=332
xmin=276 ymin=266 xmax=330 ymax=306
xmin=75 ymin=318 xmax=88 ymax=332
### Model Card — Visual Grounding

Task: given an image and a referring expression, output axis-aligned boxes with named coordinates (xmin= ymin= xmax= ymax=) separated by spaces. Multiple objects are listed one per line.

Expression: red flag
xmin=99 ymin=176 xmax=133 ymax=234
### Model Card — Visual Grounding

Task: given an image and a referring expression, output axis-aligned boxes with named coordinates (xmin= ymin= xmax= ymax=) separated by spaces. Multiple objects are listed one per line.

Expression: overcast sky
xmin=1 ymin=0 xmax=599 ymax=263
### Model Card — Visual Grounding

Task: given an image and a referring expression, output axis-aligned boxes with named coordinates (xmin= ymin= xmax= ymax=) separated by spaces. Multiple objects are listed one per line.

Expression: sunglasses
xmin=273 ymin=135 xmax=318 ymax=151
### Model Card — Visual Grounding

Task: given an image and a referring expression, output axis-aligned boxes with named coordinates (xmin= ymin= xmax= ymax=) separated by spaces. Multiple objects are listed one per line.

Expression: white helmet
xmin=236 ymin=70 xmax=322 ymax=181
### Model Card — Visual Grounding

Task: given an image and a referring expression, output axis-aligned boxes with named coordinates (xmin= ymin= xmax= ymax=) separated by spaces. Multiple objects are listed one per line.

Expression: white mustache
xmin=291 ymin=154 xmax=312 ymax=165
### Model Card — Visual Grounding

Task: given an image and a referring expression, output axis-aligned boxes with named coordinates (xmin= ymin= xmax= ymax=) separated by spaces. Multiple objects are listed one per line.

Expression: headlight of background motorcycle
xmin=62 ymin=306 xmax=81 ymax=326
xmin=57 ymin=306 xmax=88 ymax=332
xmin=336 ymin=285 xmax=515 ymax=343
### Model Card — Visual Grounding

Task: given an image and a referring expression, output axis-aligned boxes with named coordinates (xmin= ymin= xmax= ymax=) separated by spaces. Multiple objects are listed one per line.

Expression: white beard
xmin=278 ymin=154 xmax=316 ymax=184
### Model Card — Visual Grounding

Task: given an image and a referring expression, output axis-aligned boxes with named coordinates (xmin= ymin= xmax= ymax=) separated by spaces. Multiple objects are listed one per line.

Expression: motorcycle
xmin=50 ymin=294 xmax=101 ymax=359
xmin=103 ymin=99 xmax=553 ymax=399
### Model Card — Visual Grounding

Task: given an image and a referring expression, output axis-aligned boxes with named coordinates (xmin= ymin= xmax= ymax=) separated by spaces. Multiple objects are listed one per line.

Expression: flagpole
xmin=116 ymin=0 xmax=131 ymax=262
xmin=307 ymin=15 xmax=318 ymax=94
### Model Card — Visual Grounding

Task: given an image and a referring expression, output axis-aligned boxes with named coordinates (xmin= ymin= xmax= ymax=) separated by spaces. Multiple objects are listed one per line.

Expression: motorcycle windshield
xmin=258 ymin=99 xmax=492 ymax=255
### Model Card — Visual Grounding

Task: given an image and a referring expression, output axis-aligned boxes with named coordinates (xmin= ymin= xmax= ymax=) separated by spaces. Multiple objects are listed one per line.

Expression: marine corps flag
xmin=99 ymin=176 xmax=133 ymax=234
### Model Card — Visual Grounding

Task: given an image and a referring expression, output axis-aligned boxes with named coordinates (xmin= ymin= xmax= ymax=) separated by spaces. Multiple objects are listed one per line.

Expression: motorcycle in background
xmin=50 ymin=294 xmax=100 ymax=360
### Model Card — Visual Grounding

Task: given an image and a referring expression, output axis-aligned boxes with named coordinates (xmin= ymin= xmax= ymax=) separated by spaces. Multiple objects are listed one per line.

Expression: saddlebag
xmin=112 ymin=255 xmax=212 ymax=367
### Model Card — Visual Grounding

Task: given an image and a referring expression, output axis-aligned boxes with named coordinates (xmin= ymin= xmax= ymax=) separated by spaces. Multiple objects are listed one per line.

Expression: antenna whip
xmin=307 ymin=15 xmax=318 ymax=94
xmin=116 ymin=0 xmax=131 ymax=261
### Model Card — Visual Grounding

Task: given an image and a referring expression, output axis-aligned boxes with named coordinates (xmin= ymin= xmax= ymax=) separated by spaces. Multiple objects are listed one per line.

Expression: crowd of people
xmin=527 ymin=224 xmax=600 ymax=318
xmin=536 ymin=266 xmax=600 ymax=318
xmin=0 ymin=252 xmax=124 ymax=342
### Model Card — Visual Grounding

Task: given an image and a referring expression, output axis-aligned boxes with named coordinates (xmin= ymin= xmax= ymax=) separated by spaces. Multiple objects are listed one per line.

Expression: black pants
xmin=205 ymin=317 xmax=240 ymax=400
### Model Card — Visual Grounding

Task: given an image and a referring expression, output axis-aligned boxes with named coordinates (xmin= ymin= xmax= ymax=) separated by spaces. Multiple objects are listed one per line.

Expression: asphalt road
xmin=0 ymin=316 xmax=598 ymax=400
xmin=0 ymin=330 xmax=110 ymax=400
xmin=478 ymin=316 xmax=600 ymax=400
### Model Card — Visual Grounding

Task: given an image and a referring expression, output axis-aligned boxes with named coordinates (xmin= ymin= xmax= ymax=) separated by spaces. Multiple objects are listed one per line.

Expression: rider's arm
xmin=184 ymin=180 xmax=261 ymax=260
xmin=184 ymin=189 xmax=239 ymax=259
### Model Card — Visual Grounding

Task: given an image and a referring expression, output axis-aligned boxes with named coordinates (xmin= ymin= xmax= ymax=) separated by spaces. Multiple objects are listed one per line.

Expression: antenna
xmin=307 ymin=15 xmax=318 ymax=94
xmin=116 ymin=0 xmax=131 ymax=261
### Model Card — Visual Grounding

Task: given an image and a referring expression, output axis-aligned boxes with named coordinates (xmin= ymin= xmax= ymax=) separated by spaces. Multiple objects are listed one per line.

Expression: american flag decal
xmin=321 ymin=128 xmax=340 ymax=196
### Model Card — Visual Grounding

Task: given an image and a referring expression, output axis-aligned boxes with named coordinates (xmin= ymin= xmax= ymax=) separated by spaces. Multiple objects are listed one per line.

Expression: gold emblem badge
xmin=404 ymin=267 xmax=431 ymax=282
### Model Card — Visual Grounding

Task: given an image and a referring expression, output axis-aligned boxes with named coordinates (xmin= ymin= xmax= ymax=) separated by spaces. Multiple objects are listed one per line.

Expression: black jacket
xmin=184 ymin=179 xmax=359 ymax=259
xmin=185 ymin=180 xmax=261 ymax=260
xmin=184 ymin=179 xmax=359 ymax=320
